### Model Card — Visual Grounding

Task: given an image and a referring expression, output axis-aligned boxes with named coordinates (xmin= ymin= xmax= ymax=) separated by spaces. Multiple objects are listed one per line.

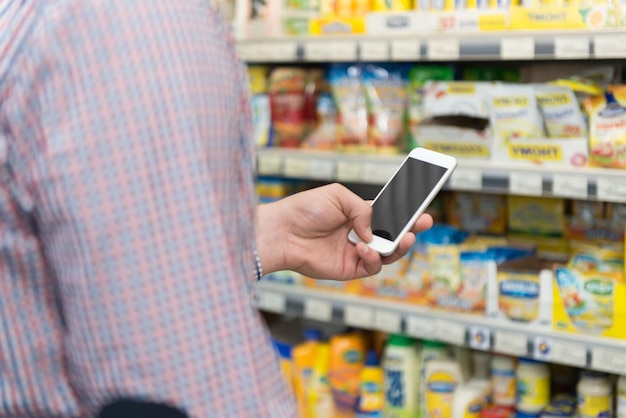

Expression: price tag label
xmin=337 ymin=161 xmax=364 ymax=183
xmin=391 ymin=39 xmax=420 ymax=61
xmin=308 ymin=159 xmax=335 ymax=180
xmin=304 ymin=298 xmax=333 ymax=322
xmin=533 ymin=337 xmax=553 ymax=361
xmin=237 ymin=42 xmax=269 ymax=62
xmin=427 ymin=38 xmax=460 ymax=60
xmin=362 ymin=162 xmax=398 ymax=184
xmin=283 ymin=157 xmax=311 ymax=178
xmin=592 ymin=347 xmax=626 ymax=374
xmin=360 ymin=40 xmax=389 ymax=61
xmin=319 ymin=41 xmax=358 ymax=61
xmin=552 ymin=173 xmax=588 ymax=199
xmin=344 ymin=305 xmax=375 ymax=329
xmin=267 ymin=41 xmax=298 ymax=61
xmin=436 ymin=320 xmax=466 ymax=346
xmin=597 ymin=177 xmax=626 ymax=202
xmin=552 ymin=340 xmax=587 ymax=367
xmin=406 ymin=315 xmax=437 ymax=339
xmin=375 ymin=310 xmax=402 ymax=334
xmin=494 ymin=331 xmax=528 ymax=356
xmin=450 ymin=168 xmax=482 ymax=191
xmin=594 ymin=34 xmax=626 ymax=59
xmin=258 ymin=291 xmax=286 ymax=313
xmin=257 ymin=153 xmax=283 ymax=175
xmin=554 ymin=36 xmax=589 ymax=59
xmin=509 ymin=172 xmax=543 ymax=196
xmin=304 ymin=42 xmax=329 ymax=61
xmin=469 ymin=326 xmax=491 ymax=351
xmin=500 ymin=37 xmax=535 ymax=60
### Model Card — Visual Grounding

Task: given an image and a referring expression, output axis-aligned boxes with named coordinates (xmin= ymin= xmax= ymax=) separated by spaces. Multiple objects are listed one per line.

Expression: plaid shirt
xmin=0 ymin=1 xmax=297 ymax=417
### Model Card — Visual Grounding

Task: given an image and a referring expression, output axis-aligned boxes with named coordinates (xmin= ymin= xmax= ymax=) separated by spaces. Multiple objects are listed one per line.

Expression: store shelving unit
xmin=237 ymin=29 xmax=626 ymax=62
xmin=258 ymin=147 xmax=626 ymax=203
xmin=246 ymin=26 xmax=626 ymax=371
xmin=256 ymin=281 xmax=626 ymax=375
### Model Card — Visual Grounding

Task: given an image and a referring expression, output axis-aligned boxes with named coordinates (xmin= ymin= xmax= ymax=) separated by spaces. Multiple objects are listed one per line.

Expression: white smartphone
xmin=348 ymin=147 xmax=457 ymax=256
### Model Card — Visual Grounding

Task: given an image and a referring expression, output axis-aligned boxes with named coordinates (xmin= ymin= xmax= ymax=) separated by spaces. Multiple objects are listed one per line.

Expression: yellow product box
xmin=309 ymin=16 xmax=366 ymax=34
xmin=508 ymin=4 xmax=626 ymax=30
xmin=554 ymin=268 xmax=626 ymax=338
xmin=444 ymin=192 xmax=508 ymax=235
xmin=507 ymin=233 xmax=570 ymax=259
xmin=487 ymin=256 xmax=554 ymax=330
xmin=425 ymin=10 xmax=508 ymax=32
xmin=507 ymin=195 xmax=566 ymax=237
xmin=303 ymin=276 xmax=361 ymax=293
xmin=553 ymin=243 xmax=625 ymax=338
xmin=491 ymin=137 xmax=589 ymax=167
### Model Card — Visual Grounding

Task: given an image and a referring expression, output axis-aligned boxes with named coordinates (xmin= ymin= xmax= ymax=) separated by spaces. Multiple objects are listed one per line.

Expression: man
xmin=0 ymin=1 xmax=431 ymax=417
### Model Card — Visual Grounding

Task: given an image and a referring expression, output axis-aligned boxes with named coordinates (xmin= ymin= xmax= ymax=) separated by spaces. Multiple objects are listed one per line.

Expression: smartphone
xmin=348 ymin=147 xmax=457 ymax=256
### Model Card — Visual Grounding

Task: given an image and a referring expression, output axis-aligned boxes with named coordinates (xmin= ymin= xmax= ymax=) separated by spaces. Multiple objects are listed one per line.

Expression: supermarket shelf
xmin=257 ymin=147 xmax=626 ymax=202
xmin=237 ymin=29 xmax=626 ymax=62
xmin=256 ymin=281 xmax=626 ymax=373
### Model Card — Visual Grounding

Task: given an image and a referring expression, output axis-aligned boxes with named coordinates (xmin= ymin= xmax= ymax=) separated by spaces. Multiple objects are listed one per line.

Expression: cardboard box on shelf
xmin=508 ymin=4 xmax=625 ymax=30
xmin=309 ymin=16 xmax=366 ymax=34
xmin=365 ymin=10 xmax=507 ymax=34
xmin=553 ymin=242 xmax=626 ymax=340
xmin=491 ymin=137 xmax=589 ymax=167
xmin=415 ymin=81 xmax=495 ymax=160
xmin=553 ymin=268 xmax=626 ymax=339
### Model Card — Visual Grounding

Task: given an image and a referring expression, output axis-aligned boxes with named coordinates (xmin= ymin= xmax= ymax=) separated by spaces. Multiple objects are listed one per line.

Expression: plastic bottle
xmin=273 ymin=339 xmax=295 ymax=394
xmin=576 ymin=371 xmax=612 ymax=418
xmin=355 ymin=350 xmax=384 ymax=418
xmin=329 ymin=330 xmax=367 ymax=418
xmin=491 ymin=355 xmax=516 ymax=407
xmin=453 ymin=383 xmax=487 ymax=418
xmin=383 ymin=334 xmax=419 ymax=418
xmin=307 ymin=343 xmax=335 ymax=418
xmin=419 ymin=340 xmax=451 ymax=418
xmin=516 ymin=358 xmax=550 ymax=414
xmin=618 ymin=375 xmax=626 ymax=418
xmin=425 ymin=359 xmax=465 ymax=418
xmin=293 ymin=329 xmax=323 ymax=417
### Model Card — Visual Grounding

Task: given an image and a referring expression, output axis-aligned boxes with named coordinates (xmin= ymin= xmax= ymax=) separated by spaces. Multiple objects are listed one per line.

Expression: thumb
xmin=328 ymin=183 xmax=373 ymax=243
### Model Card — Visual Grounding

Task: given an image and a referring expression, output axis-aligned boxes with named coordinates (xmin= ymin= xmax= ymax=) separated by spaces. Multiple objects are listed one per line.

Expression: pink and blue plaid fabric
xmin=0 ymin=1 xmax=297 ymax=417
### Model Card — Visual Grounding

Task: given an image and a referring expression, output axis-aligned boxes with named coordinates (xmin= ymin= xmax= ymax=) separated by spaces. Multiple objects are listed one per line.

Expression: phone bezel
xmin=348 ymin=147 xmax=457 ymax=256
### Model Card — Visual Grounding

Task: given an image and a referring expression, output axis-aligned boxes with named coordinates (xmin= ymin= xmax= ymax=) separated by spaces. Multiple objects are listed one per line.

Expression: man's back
xmin=0 ymin=1 xmax=296 ymax=416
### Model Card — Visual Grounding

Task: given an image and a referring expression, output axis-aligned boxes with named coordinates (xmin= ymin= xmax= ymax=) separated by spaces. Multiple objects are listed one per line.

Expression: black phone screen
xmin=371 ymin=158 xmax=448 ymax=242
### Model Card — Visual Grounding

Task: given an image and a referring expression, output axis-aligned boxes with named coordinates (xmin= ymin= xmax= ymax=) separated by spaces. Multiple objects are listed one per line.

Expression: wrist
xmin=256 ymin=202 xmax=290 ymax=275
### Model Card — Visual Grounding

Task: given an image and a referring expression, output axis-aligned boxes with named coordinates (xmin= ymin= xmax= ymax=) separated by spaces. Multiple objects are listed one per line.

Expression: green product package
xmin=407 ymin=65 xmax=455 ymax=150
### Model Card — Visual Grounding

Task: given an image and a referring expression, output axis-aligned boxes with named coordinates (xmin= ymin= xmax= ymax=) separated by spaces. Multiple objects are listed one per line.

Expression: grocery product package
xmin=553 ymin=243 xmax=626 ymax=339
xmin=407 ymin=65 xmax=455 ymax=150
xmin=535 ymin=84 xmax=588 ymax=139
xmin=584 ymin=85 xmax=626 ymax=169
xmin=398 ymin=226 xmax=533 ymax=314
xmin=489 ymin=84 xmax=545 ymax=141
xmin=363 ymin=63 xmax=409 ymax=154
xmin=329 ymin=64 xmax=369 ymax=152
xmin=248 ymin=65 xmax=272 ymax=147
xmin=443 ymin=191 xmax=507 ymax=235
xmin=268 ymin=67 xmax=325 ymax=148
xmin=486 ymin=255 xmax=555 ymax=330
xmin=415 ymin=81 xmax=493 ymax=160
